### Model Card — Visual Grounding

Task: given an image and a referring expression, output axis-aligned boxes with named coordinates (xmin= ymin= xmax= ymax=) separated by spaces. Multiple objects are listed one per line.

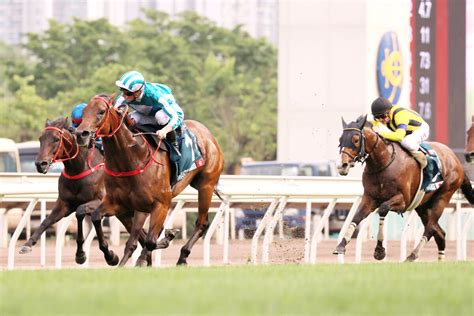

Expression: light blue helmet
xmin=115 ymin=70 xmax=145 ymax=92
xmin=71 ymin=103 xmax=87 ymax=127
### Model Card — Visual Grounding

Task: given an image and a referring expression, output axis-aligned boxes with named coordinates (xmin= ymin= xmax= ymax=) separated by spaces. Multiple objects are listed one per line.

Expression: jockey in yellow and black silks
xmin=371 ymin=97 xmax=429 ymax=169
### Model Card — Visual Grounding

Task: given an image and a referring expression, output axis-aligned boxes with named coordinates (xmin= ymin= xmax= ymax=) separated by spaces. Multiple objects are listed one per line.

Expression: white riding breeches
xmin=129 ymin=110 xmax=170 ymax=126
xmin=400 ymin=122 xmax=430 ymax=152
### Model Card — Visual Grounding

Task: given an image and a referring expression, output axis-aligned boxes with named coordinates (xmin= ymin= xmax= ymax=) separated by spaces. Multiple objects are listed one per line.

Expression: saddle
xmin=133 ymin=124 xmax=205 ymax=186
xmin=419 ymin=143 xmax=444 ymax=192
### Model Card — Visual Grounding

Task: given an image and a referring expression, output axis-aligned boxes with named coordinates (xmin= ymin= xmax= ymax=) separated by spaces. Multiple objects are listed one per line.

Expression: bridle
xmin=339 ymin=126 xmax=396 ymax=173
xmin=44 ymin=126 xmax=79 ymax=163
xmin=92 ymin=95 xmax=128 ymax=138
xmin=44 ymin=126 xmax=104 ymax=179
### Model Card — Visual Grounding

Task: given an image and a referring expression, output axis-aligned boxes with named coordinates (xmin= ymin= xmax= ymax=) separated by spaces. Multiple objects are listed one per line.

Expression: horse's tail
xmin=461 ymin=171 xmax=474 ymax=205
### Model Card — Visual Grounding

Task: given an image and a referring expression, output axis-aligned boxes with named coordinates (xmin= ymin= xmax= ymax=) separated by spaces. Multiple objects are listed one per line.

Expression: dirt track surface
xmin=1 ymin=238 xmax=472 ymax=270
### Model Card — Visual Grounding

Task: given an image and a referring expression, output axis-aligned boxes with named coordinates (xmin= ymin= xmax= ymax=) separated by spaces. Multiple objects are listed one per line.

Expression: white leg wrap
xmin=377 ymin=217 xmax=385 ymax=242
xmin=413 ymin=236 xmax=428 ymax=256
xmin=438 ymin=250 xmax=445 ymax=261
xmin=343 ymin=223 xmax=357 ymax=242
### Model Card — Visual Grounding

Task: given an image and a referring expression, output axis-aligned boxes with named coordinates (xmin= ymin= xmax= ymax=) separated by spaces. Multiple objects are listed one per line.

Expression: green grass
xmin=1 ymin=262 xmax=473 ymax=316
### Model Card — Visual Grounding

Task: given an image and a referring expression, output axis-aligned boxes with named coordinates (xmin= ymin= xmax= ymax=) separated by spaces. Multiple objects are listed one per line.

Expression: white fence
xmin=0 ymin=173 xmax=472 ymax=270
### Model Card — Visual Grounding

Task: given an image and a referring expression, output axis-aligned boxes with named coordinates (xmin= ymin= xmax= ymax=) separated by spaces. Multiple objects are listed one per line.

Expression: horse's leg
xmin=177 ymin=185 xmax=213 ymax=265
xmin=19 ymin=199 xmax=71 ymax=254
xmin=406 ymin=196 xmax=449 ymax=262
xmin=74 ymin=199 xmax=101 ymax=264
xmin=333 ymin=195 xmax=377 ymax=255
xmin=118 ymin=211 xmax=148 ymax=267
xmin=432 ymin=223 xmax=447 ymax=261
xmin=373 ymin=208 xmax=390 ymax=260
xmin=91 ymin=202 xmax=120 ymax=266
xmin=144 ymin=201 xmax=171 ymax=252
xmin=115 ymin=212 xmax=153 ymax=267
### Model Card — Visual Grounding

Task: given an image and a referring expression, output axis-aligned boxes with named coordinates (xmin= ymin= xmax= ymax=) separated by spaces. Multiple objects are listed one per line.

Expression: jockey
xmin=114 ymin=70 xmax=183 ymax=157
xmin=371 ymin=97 xmax=429 ymax=169
xmin=71 ymin=103 xmax=103 ymax=151
xmin=71 ymin=103 xmax=87 ymax=129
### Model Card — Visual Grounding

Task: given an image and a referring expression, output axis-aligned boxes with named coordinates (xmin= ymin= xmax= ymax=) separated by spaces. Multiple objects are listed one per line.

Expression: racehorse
xmin=75 ymin=94 xmax=224 ymax=266
xmin=19 ymin=117 xmax=105 ymax=264
xmin=334 ymin=115 xmax=474 ymax=261
xmin=465 ymin=116 xmax=474 ymax=163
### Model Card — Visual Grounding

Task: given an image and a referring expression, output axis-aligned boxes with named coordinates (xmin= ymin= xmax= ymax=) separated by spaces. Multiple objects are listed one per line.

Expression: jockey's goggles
xmin=120 ymin=88 xmax=135 ymax=96
xmin=374 ymin=112 xmax=388 ymax=120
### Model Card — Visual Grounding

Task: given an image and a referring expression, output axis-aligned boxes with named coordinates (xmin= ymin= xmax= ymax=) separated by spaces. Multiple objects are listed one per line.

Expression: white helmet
xmin=115 ymin=71 xmax=145 ymax=92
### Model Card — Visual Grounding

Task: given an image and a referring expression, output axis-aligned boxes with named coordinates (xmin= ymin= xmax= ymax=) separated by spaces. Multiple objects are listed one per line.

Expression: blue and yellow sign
xmin=376 ymin=32 xmax=403 ymax=104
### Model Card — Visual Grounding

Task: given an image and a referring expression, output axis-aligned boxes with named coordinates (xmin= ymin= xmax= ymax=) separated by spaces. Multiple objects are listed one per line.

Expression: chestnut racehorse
xmin=75 ymin=94 xmax=224 ymax=266
xmin=335 ymin=115 xmax=474 ymax=261
xmin=465 ymin=116 xmax=474 ymax=163
xmin=19 ymin=117 xmax=105 ymax=264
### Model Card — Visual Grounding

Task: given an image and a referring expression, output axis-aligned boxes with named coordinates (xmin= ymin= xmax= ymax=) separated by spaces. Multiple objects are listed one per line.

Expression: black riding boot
xmin=167 ymin=130 xmax=181 ymax=158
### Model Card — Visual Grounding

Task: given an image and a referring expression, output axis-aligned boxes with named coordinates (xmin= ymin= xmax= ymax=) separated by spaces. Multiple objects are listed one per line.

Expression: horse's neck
xmin=364 ymin=128 xmax=393 ymax=170
xmin=102 ymin=125 xmax=148 ymax=168
xmin=61 ymin=140 xmax=90 ymax=173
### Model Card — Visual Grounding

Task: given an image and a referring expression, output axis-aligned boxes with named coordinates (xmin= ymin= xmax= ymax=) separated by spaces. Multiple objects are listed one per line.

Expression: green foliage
xmin=0 ymin=10 xmax=277 ymax=168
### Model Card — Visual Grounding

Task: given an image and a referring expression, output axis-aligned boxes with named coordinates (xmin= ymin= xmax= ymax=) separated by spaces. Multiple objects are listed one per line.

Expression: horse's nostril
xmin=342 ymin=163 xmax=348 ymax=168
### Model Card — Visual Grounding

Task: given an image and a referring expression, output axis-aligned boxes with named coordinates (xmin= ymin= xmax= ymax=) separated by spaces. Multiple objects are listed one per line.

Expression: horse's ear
xmin=110 ymin=92 xmax=117 ymax=101
xmin=341 ymin=117 xmax=348 ymax=128
xmin=356 ymin=114 xmax=367 ymax=129
xmin=45 ymin=119 xmax=51 ymax=127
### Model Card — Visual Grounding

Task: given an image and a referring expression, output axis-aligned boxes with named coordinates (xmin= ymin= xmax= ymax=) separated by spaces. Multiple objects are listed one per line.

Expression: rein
xmin=341 ymin=127 xmax=396 ymax=173
xmin=44 ymin=126 xmax=104 ymax=180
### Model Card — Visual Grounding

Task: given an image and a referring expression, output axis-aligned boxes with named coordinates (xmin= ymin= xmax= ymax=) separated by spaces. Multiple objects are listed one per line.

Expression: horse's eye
xmin=98 ymin=110 xmax=106 ymax=115
xmin=53 ymin=137 xmax=60 ymax=143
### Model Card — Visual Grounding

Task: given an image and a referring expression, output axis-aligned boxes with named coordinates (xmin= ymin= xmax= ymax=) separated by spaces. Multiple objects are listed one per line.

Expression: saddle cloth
xmin=419 ymin=143 xmax=443 ymax=192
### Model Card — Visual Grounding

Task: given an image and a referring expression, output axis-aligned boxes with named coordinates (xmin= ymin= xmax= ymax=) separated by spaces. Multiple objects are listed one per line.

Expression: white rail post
xmin=456 ymin=201 xmax=462 ymax=260
xmin=203 ymin=198 xmax=229 ymax=266
xmin=400 ymin=211 xmax=418 ymax=262
xmin=109 ymin=216 xmax=121 ymax=246
xmin=336 ymin=196 xmax=362 ymax=264
xmin=262 ymin=197 xmax=288 ymax=264
xmin=40 ymin=200 xmax=46 ymax=267
xmin=251 ymin=198 xmax=279 ymax=264
xmin=0 ymin=207 xmax=6 ymax=248
xmin=82 ymin=225 xmax=96 ymax=267
xmin=223 ymin=200 xmax=230 ymax=264
xmin=8 ymin=198 xmax=38 ymax=270
xmin=304 ymin=201 xmax=312 ymax=263
xmin=54 ymin=212 xmax=76 ymax=269
xmin=460 ymin=211 xmax=473 ymax=260
xmin=309 ymin=199 xmax=337 ymax=264
xmin=154 ymin=200 xmax=185 ymax=267
xmin=355 ymin=212 xmax=375 ymax=263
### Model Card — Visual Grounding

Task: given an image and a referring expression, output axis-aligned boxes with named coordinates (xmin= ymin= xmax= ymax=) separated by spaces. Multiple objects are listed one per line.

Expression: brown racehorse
xmin=334 ymin=115 xmax=474 ymax=261
xmin=465 ymin=115 xmax=474 ymax=163
xmin=19 ymin=117 xmax=105 ymax=264
xmin=75 ymin=94 xmax=224 ymax=266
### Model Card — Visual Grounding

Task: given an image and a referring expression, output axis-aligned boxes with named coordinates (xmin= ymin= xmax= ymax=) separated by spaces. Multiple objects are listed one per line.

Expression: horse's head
xmin=36 ymin=117 xmax=75 ymax=174
xmin=337 ymin=114 xmax=370 ymax=176
xmin=75 ymin=93 xmax=120 ymax=147
xmin=466 ymin=116 xmax=474 ymax=163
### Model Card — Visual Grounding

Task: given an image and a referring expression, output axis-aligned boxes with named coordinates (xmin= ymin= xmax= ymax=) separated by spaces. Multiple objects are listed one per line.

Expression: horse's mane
xmin=47 ymin=117 xmax=71 ymax=130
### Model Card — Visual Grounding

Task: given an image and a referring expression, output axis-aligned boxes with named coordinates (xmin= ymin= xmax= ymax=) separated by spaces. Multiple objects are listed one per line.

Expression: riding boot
xmin=411 ymin=150 xmax=427 ymax=169
xmin=167 ymin=130 xmax=181 ymax=158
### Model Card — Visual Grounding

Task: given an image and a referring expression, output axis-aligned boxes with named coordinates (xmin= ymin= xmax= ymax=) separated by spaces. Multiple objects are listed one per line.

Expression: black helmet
xmin=371 ymin=97 xmax=392 ymax=117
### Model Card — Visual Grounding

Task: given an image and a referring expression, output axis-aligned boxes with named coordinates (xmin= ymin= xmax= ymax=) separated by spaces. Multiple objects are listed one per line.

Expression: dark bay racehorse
xmin=75 ymin=94 xmax=224 ymax=266
xmin=19 ymin=117 xmax=105 ymax=264
xmin=465 ymin=116 xmax=474 ymax=163
xmin=335 ymin=115 xmax=474 ymax=261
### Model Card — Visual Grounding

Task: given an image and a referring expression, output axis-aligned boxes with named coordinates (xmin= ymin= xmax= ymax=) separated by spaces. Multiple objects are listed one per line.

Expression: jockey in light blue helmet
xmin=114 ymin=70 xmax=184 ymax=157
xmin=71 ymin=103 xmax=103 ymax=151
xmin=71 ymin=103 xmax=87 ymax=129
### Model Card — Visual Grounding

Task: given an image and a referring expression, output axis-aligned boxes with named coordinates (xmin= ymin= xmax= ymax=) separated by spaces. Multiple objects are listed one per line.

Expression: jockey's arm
xmin=158 ymin=96 xmax=184 ymax=131
xmin=379 ymin=124 xmax=407 ymax=142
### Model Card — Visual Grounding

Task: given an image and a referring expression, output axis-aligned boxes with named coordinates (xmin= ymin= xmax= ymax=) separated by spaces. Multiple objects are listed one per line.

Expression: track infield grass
xmin=1 ymin=262 xmax=473 ymax=316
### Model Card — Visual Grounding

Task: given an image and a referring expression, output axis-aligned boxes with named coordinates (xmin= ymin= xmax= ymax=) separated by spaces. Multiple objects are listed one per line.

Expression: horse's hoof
xmin=19 ymin=245 xmax=32 ymax=254
xmin=106 ymin=251 xmax=119 ymax=266
xmin=332 ymin=247 xmax=346 ymax=255
xmin=176 ymin=259 xmax=187 ymax=266
xmin=373 ymin=247 xmax=386 ymax=261
xmin=75 ymin=253 xmax=87 ymax=264
xmin=405 ymin=253 xmax=418 ymax=262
